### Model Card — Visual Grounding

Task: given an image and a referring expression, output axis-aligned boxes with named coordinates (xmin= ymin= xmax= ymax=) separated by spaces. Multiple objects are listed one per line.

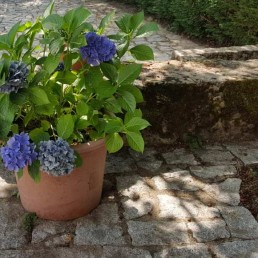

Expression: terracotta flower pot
xmin=16 ymin=139 xmax=107 ymax=221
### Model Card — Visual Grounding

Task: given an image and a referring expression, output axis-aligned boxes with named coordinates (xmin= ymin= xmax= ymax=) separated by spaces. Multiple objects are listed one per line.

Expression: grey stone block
xmin=154 ymin=243 xmax=212 ymax=258
xmin=218 ymin=206 xmax=258 ymax=239
xmin=188 ymin=219 xmax=230 ymax=242
xmin=212 ymin=240 xmax=258 ymax=258
xmin=202 ymin=178 xmax=241 ymax=205
xmin=190 ymin=165 xmax=237 ymax=180
xmin=127 ymin=220 xmax=190 ymax=246
xmin=102 ymin=247 xmax=152 ymax=258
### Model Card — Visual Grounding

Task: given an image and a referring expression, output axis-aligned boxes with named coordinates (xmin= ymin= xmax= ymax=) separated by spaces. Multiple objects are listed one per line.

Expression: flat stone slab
xmin=116 ymin=175 xmax=151 ymax=198
xmin=102 ymin=247 xmax=152 ymax=258
xmin=188 ymin=219 xmax=230 ymax=242
xmin=152 ymin=170 xmax=202 ymax=191
xmin=218 ymin=206 xmax=258 ymax=239
xmin=74 ymin=203 xmax=126 ymax=245
xmin=162 ymin=149 xmax=199 ymax=166
xmin=121 ymin=196 xmax=154 ymax=220
xmin=190 ymin=165 xmax=237 ymax=180
xmin=0 ymin=200 xmax=28 ymax=249
xmin=105 ymin=154 xmax=137 ymax=174
xmin=202 ymin=178 xmax=241 ymax=205
xmin=127 ymin=220 xmax=190 ymax=246
xmin=226 ymin=145 xmax=258 ymax=166
xmin=158 ymin=194 xmax=220 ymax=220
xmin=32 ymin=221 xmax=75 ymax=244
xmin=154 ymin=243 xmax=212 ymax=258
xmin=211 ymin=240 xmax=258 ymax=258
xmin=193 ymin=148 xmax=236 ymax=165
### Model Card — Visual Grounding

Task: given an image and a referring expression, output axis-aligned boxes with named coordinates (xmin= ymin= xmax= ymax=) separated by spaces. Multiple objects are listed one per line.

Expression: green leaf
xmin=76 ymin=101 xmax=89 ymax=116
xmin=124 ymin=109 xmax=142 ymax=124
xmin=104 ymin=98 xmax=122 ymax=113
xmin=54 ymin=71 xmax=77 ymax=84
xmin=49 ymin=37 xmax=64 ymax=55
xmin=115 ymin=14 xmax=131 ymax=33
xmin=29 ymin=88 xmax=50 ymax=106
xmin=120 ymin=84 xmax=144 ymax=103
xmin=116 ymin=41 xmax=130 ymax=58
xmin=0 ymin=34 xmax=10 ymax=50
xmin=41 ymin=120 xmax=51 ymax=131
xmin=100 ymin=63 xmax=118 ymax=83
xmin=42 ymin=14 xmax=63 ymax=30
xmin=126 ymin=131 xmax=144 ymax=153
xmin=74 ymin=151 xmax=83 ymax=168
xmin=7 ymin=23 xmax=20 ymax=46
xmin=28 ymin=160 xmax=41 ymax=183
xmin=94 ymin=80 xmax=117 ymax=99
xmin=29 ymin=128 xmax=50 ymax=144
xmin=105 ymin=118 xmax=123 ymax=134
xmin=57 ymin=114 xmax=74 ymax=139
xmin=105 ymin=133 xmax=123 ymax=153
xmin=43 ymin=0 xmax=55 ymax=18
xmin=136 ymin=22 xmax=159 ymax=38
xmin=98 ymin=10 xmax=115 ymax=34
xmin=17 ymin=169 xmax=23 ymax=179
xmin=129 ymin=11 xmax=144 ymax=31
xmin=118 ymin=91 xmax=136 ymax=112
xmin=76 ymin=116 xmax=90 ymax=130
xmin=125 ymin=117 xmax=150 ymax=131
xmin=130 ymin=44 xmax=154 ymax=61
xmin=11 ymin=124 xmax=19 ymax=134
xmin=117 ymin=64 xmax=142 ymax=85
xmin=44 ymin=53 xmax=61 ymax=74
xmin=10 ymin=89 xmax=28 ymax=105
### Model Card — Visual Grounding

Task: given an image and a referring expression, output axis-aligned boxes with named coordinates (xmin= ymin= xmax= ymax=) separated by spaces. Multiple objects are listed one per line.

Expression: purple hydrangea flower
xmin=79 ymin=32 xmax=116 ymax=66
xmin=0 ymin=133 xmax=38 ymax=172
xmin=0 ymin=61 xmax=29 ymax=93
xmin=55 ymin=62 xmax=65 ymax=72
xmin=38 ymin=138 xmax=75 ymax=176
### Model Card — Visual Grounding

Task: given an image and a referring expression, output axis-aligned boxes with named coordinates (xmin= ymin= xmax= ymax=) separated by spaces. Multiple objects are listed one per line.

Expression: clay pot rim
xmin=72 ymin=138 xmax=105 ymax=153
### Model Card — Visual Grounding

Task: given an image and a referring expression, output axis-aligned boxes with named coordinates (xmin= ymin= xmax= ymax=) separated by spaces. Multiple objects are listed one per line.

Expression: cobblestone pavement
xmin=0 ymin=0 xmax=204 ymax=61
xmin=1 ymin=143 xmax=258 ymax=257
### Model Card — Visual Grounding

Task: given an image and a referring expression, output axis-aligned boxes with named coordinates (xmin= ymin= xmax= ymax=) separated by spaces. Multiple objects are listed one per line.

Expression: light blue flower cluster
xmin=0 ymin=133 xmax=37 ymax=172
xmin=38 ymin=138 xmax=75 ymax=176
xmin=80 ymin=32 xmax=116 ymax=66
xmin=0 ymin=61 xmax=29 ymax=93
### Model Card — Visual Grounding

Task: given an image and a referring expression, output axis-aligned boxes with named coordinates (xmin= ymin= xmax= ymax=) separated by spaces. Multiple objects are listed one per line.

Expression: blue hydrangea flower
xmin=38 ymin=138 xmax=75 ymax=176
xmin=0 ymin=133 xmax=38 ymax=172
xmin=0 ymin=61 xmax=29 ymax=93
xmin=79 ymin=32 xmax=116 ymax=66
xmin=55 ymin=62 xmax=65 ymax=72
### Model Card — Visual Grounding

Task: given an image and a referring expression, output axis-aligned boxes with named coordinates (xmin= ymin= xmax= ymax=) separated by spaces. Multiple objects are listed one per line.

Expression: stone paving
xmin=1 ymin=143 xmax=258 ymax=257
xmin=0 ymin=0 xmax=204 ymax=61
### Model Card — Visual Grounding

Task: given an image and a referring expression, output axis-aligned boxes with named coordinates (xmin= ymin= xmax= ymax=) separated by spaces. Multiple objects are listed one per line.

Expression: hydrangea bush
xmin=0 ymin=1 xmax=158 ymax=180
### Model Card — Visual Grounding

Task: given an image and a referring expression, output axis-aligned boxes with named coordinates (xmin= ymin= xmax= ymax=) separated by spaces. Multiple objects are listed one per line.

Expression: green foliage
xmin=0 ymin=1 xmax=157 ymax=181
xmin=119 ymin=0 xmax=258 ymax=46
xmin=22 ymin=212 xmax=37 ymax=233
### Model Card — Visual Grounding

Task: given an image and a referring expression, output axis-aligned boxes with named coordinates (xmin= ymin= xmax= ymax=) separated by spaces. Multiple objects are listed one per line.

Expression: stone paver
xmin=127 ymin=220 xmax=190 ymax=246
xmin=162 ymin=149 xmax=199 ymax=166
xmin=202 ymin=178 xmax=241 ymax=205
xmin=157 ymin=194 xmax=220 ymax=220
xmin=188 ymin=219 xmax=230 ymax=242
xmin=154 ymin=243 xmax=212 ymax=258
xmin=102 ymin=247 xmax=152 ymax=258
xmin=218 ymin=206 xmax=258 ymax=239
xmin=211 ymin=240 xmax=258 ymax=258
xmin=189 ymin=165 xmax=237 ymax=180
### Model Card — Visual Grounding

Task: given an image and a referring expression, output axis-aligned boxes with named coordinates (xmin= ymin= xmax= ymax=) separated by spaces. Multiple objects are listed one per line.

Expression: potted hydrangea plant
xmin=0 ymin=1 xmax=158 ymax=220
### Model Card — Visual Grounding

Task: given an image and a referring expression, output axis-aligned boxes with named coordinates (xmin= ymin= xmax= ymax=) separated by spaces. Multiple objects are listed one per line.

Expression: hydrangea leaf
xmin=28 ymin=160 xmax=41 ymax=183
xmin=28 ymin=88 xmax=50 ymax=106
xmin=129 ymin=44 xmax=154 ymax=61
xmin=117 ymin=64 xmax=142 ymax=85
xmin=125 ymin=117 xmax=150 ymax=131
xmin=98 ymin=10 xmax=115 ymax=34
xmin=136 ymin=22 xmax=159 ymax=38
xmin=29 ymin=128 xmax=50 ymax=144
xmin=105 ymin=133 xmax=123 ymax=153
xmin=126 ymin=131 xmax=144 ymax=153
xmin=57 ymin=114 xmax=74 ymax=140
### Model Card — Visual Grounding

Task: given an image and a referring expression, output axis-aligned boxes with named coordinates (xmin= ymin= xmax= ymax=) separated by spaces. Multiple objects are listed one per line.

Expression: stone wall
xmin=140 ymin=53 xmax=258 ymax=145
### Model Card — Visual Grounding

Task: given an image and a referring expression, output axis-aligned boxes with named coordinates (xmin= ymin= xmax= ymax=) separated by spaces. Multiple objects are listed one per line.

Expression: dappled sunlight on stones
xmin=154 ymin=243 xmax=212 ymax=258
xmin=127 ymin=221 xmax=190 ymax=246
xmin=157 ymin=195 xmax=220 ymax=220
xmin=218 ymin=206 xmax=258 ymax=239
xmin=188 ymin=219 xmax=230 ymax=242
xmin=202 ymin=178 xmax=241 ymax=205
xmin=152 ymin=170 xmax=202 ymax=191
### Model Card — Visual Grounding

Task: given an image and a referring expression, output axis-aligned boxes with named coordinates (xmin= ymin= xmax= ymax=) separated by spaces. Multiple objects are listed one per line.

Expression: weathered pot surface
xmin=16 ymin=139 xmax=107 ymax=221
